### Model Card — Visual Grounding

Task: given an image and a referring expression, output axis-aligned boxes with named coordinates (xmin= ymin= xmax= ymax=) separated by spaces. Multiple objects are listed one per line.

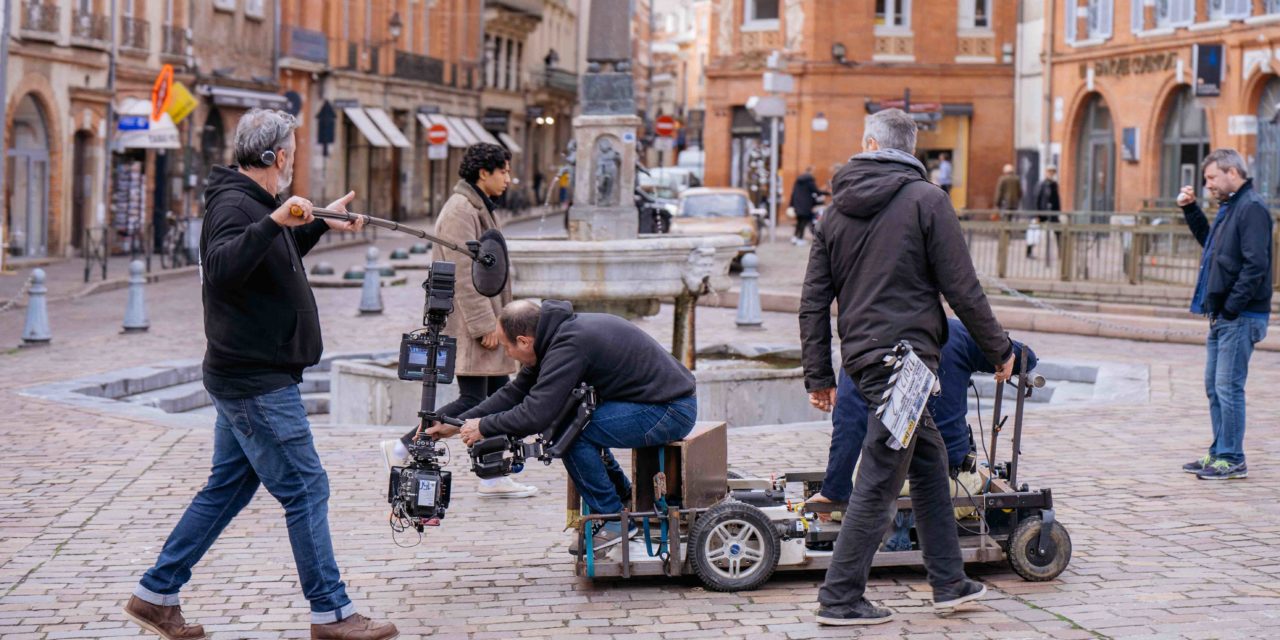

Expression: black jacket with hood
xmin=799 ymin=149 xmax=1012 ymax=392
xmin=461 ymin=300 xmax=697 ymax=438
xmin=199 ymin=166 xmax=331 ymax=397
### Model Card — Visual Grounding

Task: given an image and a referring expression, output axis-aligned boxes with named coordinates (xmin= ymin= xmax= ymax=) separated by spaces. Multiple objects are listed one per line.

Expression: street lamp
xmin=372 ymin=12 xmax=403 ymax=47
xmin=831 ymin=42 xmax=855 ymax=67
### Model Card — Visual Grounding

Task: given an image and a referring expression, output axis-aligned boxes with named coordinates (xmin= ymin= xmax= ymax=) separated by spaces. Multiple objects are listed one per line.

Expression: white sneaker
xmin=380 ymin=440 xmax=407 ymax=474
xmin=478 ymin=476 xmax=539 ymax=498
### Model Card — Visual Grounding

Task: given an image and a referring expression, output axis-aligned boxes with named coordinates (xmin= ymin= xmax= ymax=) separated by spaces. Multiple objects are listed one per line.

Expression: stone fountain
xmin=505 ymin=0 xmax=741 ymax=367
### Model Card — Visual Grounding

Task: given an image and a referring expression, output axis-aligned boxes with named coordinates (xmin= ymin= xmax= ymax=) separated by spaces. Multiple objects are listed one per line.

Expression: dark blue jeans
xmin=1205 ymin=316 xmax=1268 ymax=465
xmin=135 ymin=385 xmax=354 ymax=624
xmin=562 ymin=395 xmax=697 ymax=515
xmin=823 ymin=369 xmax=866 ymax=503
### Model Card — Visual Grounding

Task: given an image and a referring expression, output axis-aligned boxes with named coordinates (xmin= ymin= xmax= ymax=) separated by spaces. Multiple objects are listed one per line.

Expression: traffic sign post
xmin=427 ymin=123 xmax=449 ymax=159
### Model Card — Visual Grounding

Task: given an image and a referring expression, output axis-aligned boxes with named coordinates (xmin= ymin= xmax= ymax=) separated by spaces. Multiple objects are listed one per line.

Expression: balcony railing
xmin=121 ymin=17 xmax=149 ymax=53
xmin=20 ymin=1 xmax=60 ymax=41
xmin=71 ymin=9 xmax=110 ymax=49
xmin=394 ymin=51 xmax=446 ymax=85
xmin=542 ymin=67 xmax=578 ymax=95
xmin=161 ymin=24 xmax=186 ymax=59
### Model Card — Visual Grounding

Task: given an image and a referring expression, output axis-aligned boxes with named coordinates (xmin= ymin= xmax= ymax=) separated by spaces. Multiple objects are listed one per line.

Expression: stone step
xmin=124 ymin=373 xmax=331 ymax=414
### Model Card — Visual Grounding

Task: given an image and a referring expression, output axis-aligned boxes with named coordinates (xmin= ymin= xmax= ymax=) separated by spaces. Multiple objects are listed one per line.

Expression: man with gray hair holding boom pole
xmin=124 ymin=109 xmax=398 ymax=640
xmin=799 ymin=108 xmax=1015 ymax=625
xmin=1177 ymin=148 xmax=1273 ymax=481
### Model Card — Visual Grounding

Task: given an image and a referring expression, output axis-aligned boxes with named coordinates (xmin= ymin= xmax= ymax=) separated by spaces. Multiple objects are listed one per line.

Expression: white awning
xmin=497 ymin=132 xmax=523 ymax=154
xmin=205 ymin=86 xmax=290 ymax=110
xmin=444 ymin=116 xmax=481 ymax=146
xmin=462 ymin=118 xmax=502 ymax=146
xmin=425 ymin=114 xmax=468 ymax=148
xmin=343 ymin=107 xmax=390 ymax=147
xmin=365 ymin=107 xmax=411 ymax=148
xmin=115 ymin=98 xmax=180 ymax=150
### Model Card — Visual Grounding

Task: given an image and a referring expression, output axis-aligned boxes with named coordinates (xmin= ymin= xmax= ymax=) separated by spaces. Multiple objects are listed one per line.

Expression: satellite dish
xmin=471 ymin=229 xmax=509 ymax=298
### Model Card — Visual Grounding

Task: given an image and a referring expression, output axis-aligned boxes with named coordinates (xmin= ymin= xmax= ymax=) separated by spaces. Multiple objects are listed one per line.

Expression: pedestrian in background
xmin=789 ymin=165 xmax=828 ymax=246
xmin=1178 ymin=149 xmax=1273 ymax=481
xmin=994 ymin=163 xmax=1022 ymax=212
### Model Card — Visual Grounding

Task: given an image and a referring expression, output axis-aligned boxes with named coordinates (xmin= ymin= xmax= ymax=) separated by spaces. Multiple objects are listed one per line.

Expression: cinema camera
xmin=467 ymin=383 xmax=598 ymax=480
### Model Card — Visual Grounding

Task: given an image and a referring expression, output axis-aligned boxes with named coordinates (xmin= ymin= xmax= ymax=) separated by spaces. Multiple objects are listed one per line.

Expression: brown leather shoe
xmin=123 ymin=596 xmax=207 ymax=640
xmin=311 ymin=613 xmax=399 ymax=640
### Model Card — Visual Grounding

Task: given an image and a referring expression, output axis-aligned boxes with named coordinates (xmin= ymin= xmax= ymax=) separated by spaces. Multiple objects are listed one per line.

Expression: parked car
xmin=672 ymin=187 xmax=763 ymax=269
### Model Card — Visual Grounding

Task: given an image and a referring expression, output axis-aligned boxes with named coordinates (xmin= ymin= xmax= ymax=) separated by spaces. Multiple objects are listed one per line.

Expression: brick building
xmin=1044 ymin=0 xmax=1280 ymax=212
xmin=703 ymin=0 xmax=1019 ymax=210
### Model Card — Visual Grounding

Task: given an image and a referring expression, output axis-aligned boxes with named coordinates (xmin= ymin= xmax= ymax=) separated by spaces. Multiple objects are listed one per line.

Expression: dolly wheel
xmin=1008 ymin=516 xmax=1072 ymax=581
xmin=726 ymin=469 xmax=745 ymax=480
xmin=688 ymin=500 xmax=779 ymax=592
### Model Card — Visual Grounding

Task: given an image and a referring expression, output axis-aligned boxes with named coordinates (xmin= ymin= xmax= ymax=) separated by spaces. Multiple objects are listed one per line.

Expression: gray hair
xmin=233 ymin=108 xmax=299 ymax=169
xmin=863 ymin=108 xmax=917 ymax=154
xmin=1201 ymin=148 xmax=1249 ymax=179
xmin=499 ymin=300 xmax=542 ymax=339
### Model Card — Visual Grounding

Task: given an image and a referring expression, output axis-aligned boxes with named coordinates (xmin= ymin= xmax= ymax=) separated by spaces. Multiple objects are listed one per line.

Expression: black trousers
xmin=794 ymin=214 xmax=814 ymax=240
xmin=817 ymin=365 xmax=965 ymax=609
xmin=400 ymin=375 xmax=510 ymax=446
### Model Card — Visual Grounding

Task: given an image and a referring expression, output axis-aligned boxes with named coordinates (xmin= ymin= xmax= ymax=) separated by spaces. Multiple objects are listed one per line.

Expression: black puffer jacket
xmin=199 ymin=166 xmax=331 ymax=397
xmin=799 ymin=149 xmax=1012 ymax=391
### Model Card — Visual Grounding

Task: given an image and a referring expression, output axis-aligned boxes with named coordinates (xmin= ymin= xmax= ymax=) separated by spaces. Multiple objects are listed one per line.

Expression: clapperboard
xmin=874 ymin=341 xmax=939 ymax=451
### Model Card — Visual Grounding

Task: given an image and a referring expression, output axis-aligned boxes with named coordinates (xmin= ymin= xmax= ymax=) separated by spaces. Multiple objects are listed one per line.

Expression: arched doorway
xmin=1255 ymin=77 xmax=1280 ymax=202
xmin=5 ymin=94 xmax=51 ymax=257
xmin=1074 ymin=94 xmax=1115 ymax=213
xmin=1159 ymin=87 xmax=1210 ymax=200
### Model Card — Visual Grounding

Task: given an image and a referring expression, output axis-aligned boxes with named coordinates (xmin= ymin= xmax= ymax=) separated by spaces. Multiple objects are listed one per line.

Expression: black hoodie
xmin=199 ymin=166 xmax=331 ymax=398
xmin=461 ymin=300 xmax=697 ymax=438
xmin=799 ymin=149 xmax=1012 ymax=391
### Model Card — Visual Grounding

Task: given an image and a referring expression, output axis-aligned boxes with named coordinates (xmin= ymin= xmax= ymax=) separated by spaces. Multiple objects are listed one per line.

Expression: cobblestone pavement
xmin=2 ymin=241 xmax=1280 ymax=639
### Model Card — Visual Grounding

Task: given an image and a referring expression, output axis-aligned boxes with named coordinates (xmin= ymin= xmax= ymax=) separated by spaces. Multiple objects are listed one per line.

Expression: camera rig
xmin=300 ymin=204 xmax=513 ymax=537
xmin=468 ymin=383 xmax=598 ymax=480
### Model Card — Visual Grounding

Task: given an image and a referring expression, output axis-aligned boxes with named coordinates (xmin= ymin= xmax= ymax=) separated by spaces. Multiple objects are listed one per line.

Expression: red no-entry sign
xmin=655 ymin=115 xmax=676 ymax=138
xmin=427 ymin=123 xmax=449 ymax=146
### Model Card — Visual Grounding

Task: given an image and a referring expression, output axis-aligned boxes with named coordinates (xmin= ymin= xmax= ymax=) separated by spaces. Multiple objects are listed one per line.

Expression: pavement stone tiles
xmin=2 ymin=250 xmax=1280 ymax=639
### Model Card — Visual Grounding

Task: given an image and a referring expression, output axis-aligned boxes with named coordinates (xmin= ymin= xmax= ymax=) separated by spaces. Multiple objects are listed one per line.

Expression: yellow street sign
xmin=167 ymin=81 xmax=198 ymax=125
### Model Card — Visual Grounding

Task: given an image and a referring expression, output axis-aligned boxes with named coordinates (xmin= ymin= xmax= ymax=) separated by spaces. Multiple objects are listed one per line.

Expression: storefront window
xmin=1159 ymin=87 xmax=1209 ymax=200
xmin=1074 ymin=94 xmax=1115 ymax=213
xmin=875 ymin=0 xmax=910 ymax=29
xmin=1255 ymin=78 xmax=1280 ymax=202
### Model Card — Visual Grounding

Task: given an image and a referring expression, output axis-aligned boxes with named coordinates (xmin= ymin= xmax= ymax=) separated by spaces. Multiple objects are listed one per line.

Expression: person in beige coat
xmin=382 ymin=143 xmax=537 ymax=498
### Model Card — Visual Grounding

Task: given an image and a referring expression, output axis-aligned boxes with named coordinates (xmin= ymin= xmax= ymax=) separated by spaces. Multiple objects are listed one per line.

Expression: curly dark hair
xmin=459 ymin=143 xmax=512 ymax=183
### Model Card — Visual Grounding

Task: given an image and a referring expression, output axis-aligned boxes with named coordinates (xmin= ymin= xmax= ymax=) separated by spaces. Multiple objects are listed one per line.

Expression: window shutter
xmin=1065 ymin=1 xmax=1077 ymax=41
xmin=959 ymin=0 xmax=976 ymax=29
xmin=1097 ymin=0 xmax=1113 ymax=36
xmin=1131 ymin=0 xmax=1145 ymax=31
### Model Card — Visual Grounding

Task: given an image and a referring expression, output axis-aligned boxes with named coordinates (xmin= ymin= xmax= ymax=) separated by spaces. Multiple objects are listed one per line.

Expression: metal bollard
xmin=735 ymin=251 xmax=763 ymax=328
xmin=122 ymin=260 xmax=150 ymax=333
xmin=358 ymin=246 xmax=384 ymax=315
xmin=21 ymin=268 xmax=52 ymax=347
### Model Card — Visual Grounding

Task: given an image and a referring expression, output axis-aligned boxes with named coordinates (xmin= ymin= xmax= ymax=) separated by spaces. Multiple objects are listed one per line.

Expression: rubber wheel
xmin=726 ymin=469 xmax=746 ymax=480
xmin=1007 ymin=515 xmax=1072 ymax=581
xmin=688 ymin=500 xmax=779 ymax=592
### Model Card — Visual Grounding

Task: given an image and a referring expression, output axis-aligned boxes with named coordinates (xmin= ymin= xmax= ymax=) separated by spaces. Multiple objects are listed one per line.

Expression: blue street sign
xmin=119 ymin=116 xmax=150 ymax=131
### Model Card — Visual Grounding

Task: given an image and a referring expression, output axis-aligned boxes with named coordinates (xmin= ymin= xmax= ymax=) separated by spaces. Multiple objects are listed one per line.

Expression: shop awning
xmin=424 ymin=114 xmax=469 ymax=148
xmin=497 ymin=132 xmax=523 ymax=154
xmin=462 ymin=118 xmax=502 ymax=146
xmin=205 ymin=86 xmax=290 ymax=111
xmin=343 ymin=107 xmax=390 ymax=147
xmin=445 ymin=116 xmax=481 ymax=146
xmin=365 ymin=108 xmax=411 ymax=148
xmin=115 ymin=98 xmax=180 ymax=150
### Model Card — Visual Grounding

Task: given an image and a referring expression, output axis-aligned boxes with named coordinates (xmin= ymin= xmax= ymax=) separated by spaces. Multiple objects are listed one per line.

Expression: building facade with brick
xmin=1045 ymin=0 xmax=1280 ymax=212
xmin=703 ymin=0 xmax=1018 ymax=210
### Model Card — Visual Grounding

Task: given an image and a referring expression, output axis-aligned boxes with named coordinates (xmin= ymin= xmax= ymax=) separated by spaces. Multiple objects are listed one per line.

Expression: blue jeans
xmin=1205 ymin=316 xmax=1268 ymax=465
xmin=823 ymin=369 xmax=867 ymax=503
xmin=135 ymin=386 xmax=354 ymax=624
xmin=562 ymin=395 xmax=697 ymax=515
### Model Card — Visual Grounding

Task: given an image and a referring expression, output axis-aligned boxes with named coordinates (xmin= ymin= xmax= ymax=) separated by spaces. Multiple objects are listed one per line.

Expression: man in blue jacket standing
xmin=1177 ymin=149 xmax=1273 ymax=481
